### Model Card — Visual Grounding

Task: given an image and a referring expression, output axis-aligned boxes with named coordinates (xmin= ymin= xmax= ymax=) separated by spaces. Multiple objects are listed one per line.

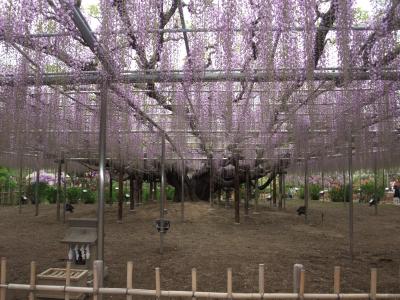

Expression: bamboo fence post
xmin=29 ymin=261 xmax=36 ymax=300
xmin=227 ymin=268 xmax=233 ymax=299
xmin=299 ymin=268 xmax=305 ymax=299
xmin=65 ymin=261 xmax=71 ymax=300
xmin=155 ymin=267 xmax=161 ymax=299
xmin=334 ymin=266 xmax=340 ymax=294
xmin=259 ymin=264 xmax=265 ymax=296
xmin=0 ymin=258 xmax=6 ymax=300
xmin=370 ymin=268 xmax=377 ymax=300
xmin=293 ymin=264 xmax=303 ymax=293
xmin=191 ymin=268 xmax=197 ymax=300
xmin=127 ymin=261 xmax=133 ymax=300
xmin=93 ymin=260 xmax=103 ymax=300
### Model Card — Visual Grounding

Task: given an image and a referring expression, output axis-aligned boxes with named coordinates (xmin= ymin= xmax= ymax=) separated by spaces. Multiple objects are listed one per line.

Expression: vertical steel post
xmin=374 ymin=153 xmax=378 ymax=216
xmin=97 ymin=81 xmax=108 ymax=270
xmin=209 ymin=154 xmax=213 ymax=208
xmin=35 ymin=165 xmax=39 ymax=216
xmin=304 ymin=158 xmax=309 ymax=224
xmin=56 ymin=153 xmax=62 ymax=221
xmin=160 ymin=133 xmax=166 ymax=254
xmin=18 ymin=163 xmax=23 ymax=214
xmin=109 ymin=170 xmax=113 ymax=206
xmin=181 ymin=159 xmax=185 ymax=222
xmin=63 ymin=160 xmax=68 ymax=223
xmin=254 ymin=177 xmax=259 ymax=214
xmin=348 ymin=133 xmax=354 ymax=260
xmin=234 ymin=153 xmax=240 ymax=224
xmin=245 ymin=166 xmax=250 ymax=216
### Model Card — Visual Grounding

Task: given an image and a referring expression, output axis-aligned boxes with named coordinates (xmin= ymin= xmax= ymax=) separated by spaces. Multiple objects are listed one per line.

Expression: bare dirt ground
xmin=1 ymin=199 xmax=400 ymax=300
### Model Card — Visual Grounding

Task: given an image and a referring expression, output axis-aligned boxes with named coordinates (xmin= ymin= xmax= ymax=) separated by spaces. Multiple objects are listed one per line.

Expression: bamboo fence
xmin=0 ymin=257 xmax=399 ymax=300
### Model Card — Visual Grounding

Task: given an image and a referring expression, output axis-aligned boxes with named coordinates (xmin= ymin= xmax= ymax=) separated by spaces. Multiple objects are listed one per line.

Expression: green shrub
xmin=27 ymin=182 xmax=49 ymax=203
xmin=142 ymin=183 xmax=150 ymax=202
xmin=45 ymin=186 xmax=58 ymax=204
xmin=81 ymin=189 xmax=96 ymax=204
xmin=359 ymin=181 xmax=385 ymax=203
xmin=310 ymin=184 xmax=322 ymax=200
xmin=298 ymin=184 xmax=322 ymax=200
xmin=66 ymin=187 xmax=81 ymax=204
xmin=329 ymin=184 xmax=351 ymax=202
xmin=166 ymin=185 xmax=175 ymax=200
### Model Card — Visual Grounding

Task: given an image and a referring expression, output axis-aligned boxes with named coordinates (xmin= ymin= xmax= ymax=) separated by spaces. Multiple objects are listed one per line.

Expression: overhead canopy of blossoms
xmin=0 ymin=0 xmax=398 ymax=176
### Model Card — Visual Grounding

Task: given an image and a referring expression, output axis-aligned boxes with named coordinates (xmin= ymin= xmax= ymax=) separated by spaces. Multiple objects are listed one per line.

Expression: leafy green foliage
xmin=0 ymin=167 xmax=17 ymax=190
xmin=329 ymin=184 xmax=351 ymax=202
xmin=67 ymin=187 xmax=82 ymax=204
xmin=86 ymin=4 xmax=100 ymax=18
xmin=359 ymin=181 xmax=385 ymax=203
xmin=45 ymin=186 xmax=58 ymax=204
xmin=354 ymin=7 xmax=369 ymax=24
xmin=298 ymin=184 xmax=322 ymax=200
xmin=27 ymin=182 xmax=49 ymax=203
xmin=81 ymin=189 xmax=96 ymax=204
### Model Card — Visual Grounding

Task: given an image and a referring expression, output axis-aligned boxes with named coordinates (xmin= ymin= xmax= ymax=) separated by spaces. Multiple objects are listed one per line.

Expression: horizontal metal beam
xmin=1 ymin=70 xmax=399 ymax=86
xmin=0 ymin=26 xmax=375 ymax=41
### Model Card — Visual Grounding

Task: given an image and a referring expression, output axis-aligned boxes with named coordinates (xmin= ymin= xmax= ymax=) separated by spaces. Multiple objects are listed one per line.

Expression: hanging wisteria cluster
xmin=0 ymin=0 xmax=399 ymax=190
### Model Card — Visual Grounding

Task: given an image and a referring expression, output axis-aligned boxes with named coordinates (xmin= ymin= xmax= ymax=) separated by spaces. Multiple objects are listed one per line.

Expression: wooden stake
xmin=155 ymin=267 xmax=161 ymax=299
xmin=227 ymin=268 xmax=232 ymax=299
xmin=370 ymin=268 xmax=377 ymax=300
xmin=191 ymin=268 xmax=197 ymax=300
xmin=293 ymin=264 xmax=303 ymax=293
xmin=299 ymin=268 xmax=305 ymax=298
xmin=334 ymin=266 xmax=340 ymax=294
xmin=259 ymin=264 xmax=265 ymax=295
xmin=65 ymin=262 xmax=71 ymax=300
xmin=93 ymin=261 xmax=103 ymax=300
xmin=127 ymin=261 xmax=133 ymax=300
xmin=29 ymin=261 xmax=36 ymax=300
xmin=0 ymin=258 xmax=6 ymax=300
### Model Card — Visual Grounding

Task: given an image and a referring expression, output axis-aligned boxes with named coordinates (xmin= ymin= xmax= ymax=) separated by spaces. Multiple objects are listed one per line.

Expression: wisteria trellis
xmin=0 ymin=0 xmax=399 ymax=193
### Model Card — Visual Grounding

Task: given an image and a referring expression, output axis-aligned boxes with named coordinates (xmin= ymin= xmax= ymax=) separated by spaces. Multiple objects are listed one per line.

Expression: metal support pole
xmin=160 ymin=133 xmax=166 ymax=254
xmin=283 ymin=173 xmax=286 ymax=209
xmin=8 ymin=176 xmax=11 ymax=205
xmin=254 ymin=178 xmax=260 ymax=214
xmin=209 ymin=154 xmax=213 ymax=208
xmin=245 ymin=167 xmax=250 ymax=216
xmin=374 ymin=153 xmax=378 ymax=216
xmin=343 ymin=170 xmax=346 ymax=204
xmin=35 ymin=165 xmax=40 ymax=216
xmin=97 ymin=81 xmax=108 ymax=271
xmin=129 ymin=176 xmax=135 ymax=211
xmin=348 ymin=135 xmax=354 ymax=261
xmin=278 ymin=173 xmax=283 ymax=209
xmin=234 ymin=154 xmax=240 ymax=224
xmin=181 ymin=159 xmax=185 ymax=222
xmin=118 ymin=163 xmax=124 ymax=222
xmin=56 ymin=153 xmax=62 ymax=221
xmin=272 ymin=177 xmax=277 ymax=206
xmin=18 ymin=163 xmax=23 ymax=214
xmin=63 ymin=161 xmax=68 ymax=223
xmin=109 ymin=171 xmax=113 ymax=206
xmin=321 ymin=171 xmax=325 ymax=201
xmin=304 ymin=158 xmax=309 ymax=224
